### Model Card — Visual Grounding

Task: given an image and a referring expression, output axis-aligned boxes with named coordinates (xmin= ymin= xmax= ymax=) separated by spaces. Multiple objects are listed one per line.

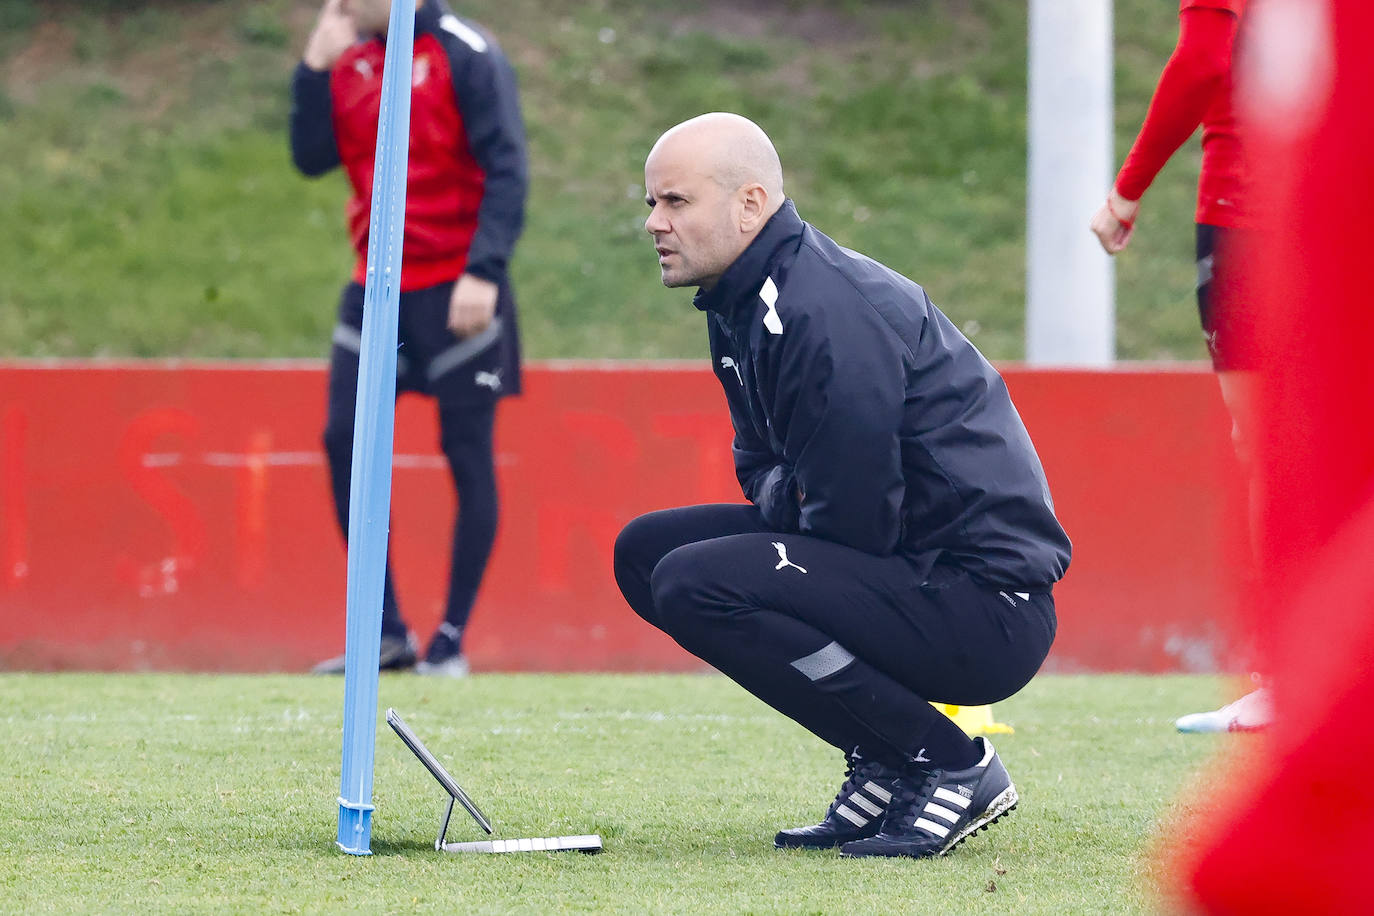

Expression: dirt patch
xmin=3 ymin=21 xmax=76 ymax=98
xmin=1 ymin=0 xmax=308 ymax=115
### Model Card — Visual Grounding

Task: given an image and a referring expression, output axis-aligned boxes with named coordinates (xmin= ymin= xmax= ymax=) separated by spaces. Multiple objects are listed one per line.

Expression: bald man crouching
xmin=612 ymin=113 xmax=1071 ymax=859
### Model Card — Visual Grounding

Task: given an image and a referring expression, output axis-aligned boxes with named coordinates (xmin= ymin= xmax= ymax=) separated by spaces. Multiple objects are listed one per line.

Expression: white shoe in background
xmin=417 ymin=654 xmax=470 ymax=678
xmin=1175 ymin=687 xmax=1272 ymax=733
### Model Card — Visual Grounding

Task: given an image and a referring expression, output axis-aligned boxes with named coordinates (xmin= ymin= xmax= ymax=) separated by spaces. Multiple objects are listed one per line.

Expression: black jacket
xmin=695 ymin=201 xmax=1072 ymax=589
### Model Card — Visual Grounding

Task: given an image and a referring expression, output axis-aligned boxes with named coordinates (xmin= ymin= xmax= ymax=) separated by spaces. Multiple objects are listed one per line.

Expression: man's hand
xmin=448 ymin=274 xmax=499 ymax=337
xmin=303 ymin=0 xmax=357 ymax=72
xmin=1089 ymin=187 xmax=1142 ymax=255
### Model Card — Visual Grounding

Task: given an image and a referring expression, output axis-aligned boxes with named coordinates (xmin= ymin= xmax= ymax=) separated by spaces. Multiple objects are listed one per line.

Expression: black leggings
xmin=322 ymin=282 xmax=501 ymax=642
xmin=614 ymin=504 xmax=1056 ymax=767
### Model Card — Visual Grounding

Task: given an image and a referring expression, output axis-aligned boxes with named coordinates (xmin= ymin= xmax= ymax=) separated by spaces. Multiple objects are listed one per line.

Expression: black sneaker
xmin=775 ymin=749 xmax=900 ymax=849
xmin=840 ymin=737 xmax=1017 ymax=859
xmin=417 ymin=622 xmax=470 ymax=678
xmin=311 ymin=631 xmax=418 ymax=674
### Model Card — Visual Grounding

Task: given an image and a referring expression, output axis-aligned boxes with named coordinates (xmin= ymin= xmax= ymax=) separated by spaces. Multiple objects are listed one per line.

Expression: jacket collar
xmin=693 ymin=200 xmax=804 ymax=321
xmin=416 ymin=0 xmax=448 ymax=37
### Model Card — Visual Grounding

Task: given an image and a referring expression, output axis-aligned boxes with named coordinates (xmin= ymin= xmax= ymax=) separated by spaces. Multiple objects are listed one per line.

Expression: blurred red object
xmin=1189 ymin=1 xmax=1374 ymax=912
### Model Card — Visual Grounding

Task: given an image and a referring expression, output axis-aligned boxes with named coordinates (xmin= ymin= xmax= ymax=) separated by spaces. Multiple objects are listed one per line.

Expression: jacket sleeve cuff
xmin=755 ymin=464 xmax=801 ymax=532
xmin=462 ymin=259 xmax=505 ymax=284
xmin=294 ymin=59 xmax=332 ymax=85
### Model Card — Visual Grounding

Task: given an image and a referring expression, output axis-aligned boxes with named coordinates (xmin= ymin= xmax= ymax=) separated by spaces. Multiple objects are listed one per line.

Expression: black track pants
xmin=613 ymin=504 xmax=1056 ymax=766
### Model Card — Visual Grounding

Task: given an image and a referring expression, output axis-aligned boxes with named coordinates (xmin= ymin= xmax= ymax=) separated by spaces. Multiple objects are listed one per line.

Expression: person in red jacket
xmin=290 ymin=0 xmax=528 ymax=676
xmin=1090 ymin=0 xmax=1267 ymax=732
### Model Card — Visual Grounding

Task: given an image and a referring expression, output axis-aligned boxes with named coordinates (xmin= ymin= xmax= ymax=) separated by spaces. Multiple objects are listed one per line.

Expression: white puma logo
xmin=720 ymin=356 xmax=742 ymax=385
xmin=474 ymin=370 xmax=502 ymax=391
xmin=771 ymin=541 xmax=807 ymax=574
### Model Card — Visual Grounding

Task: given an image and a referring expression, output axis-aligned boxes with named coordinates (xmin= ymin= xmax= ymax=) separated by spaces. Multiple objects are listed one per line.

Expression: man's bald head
xmin=648 ymin=113 xmax=785 ymax=203
xmin=643 ymin=113 xmax=787 ymax=289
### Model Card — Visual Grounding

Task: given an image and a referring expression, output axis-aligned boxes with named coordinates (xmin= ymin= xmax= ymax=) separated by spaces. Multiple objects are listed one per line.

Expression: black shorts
xmin=330 ymin=278 xmax=522 ymax=405
xmin=1196 ymin=223 xmax=1258 ymax=371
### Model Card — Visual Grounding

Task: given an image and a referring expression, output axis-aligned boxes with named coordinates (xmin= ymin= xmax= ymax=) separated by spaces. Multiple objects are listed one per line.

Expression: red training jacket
xmin=290 ymin=1 xmax=527 ymax=291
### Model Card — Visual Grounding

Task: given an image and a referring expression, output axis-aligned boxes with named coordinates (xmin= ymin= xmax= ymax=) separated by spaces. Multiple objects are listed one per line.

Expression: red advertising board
xmin=0 ymin=361 xmax=1246 ymax=673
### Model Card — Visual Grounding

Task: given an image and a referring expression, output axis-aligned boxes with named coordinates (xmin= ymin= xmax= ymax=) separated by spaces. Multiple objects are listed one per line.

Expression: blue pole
xmin=336 ymin=0 xmax=416 ymax=856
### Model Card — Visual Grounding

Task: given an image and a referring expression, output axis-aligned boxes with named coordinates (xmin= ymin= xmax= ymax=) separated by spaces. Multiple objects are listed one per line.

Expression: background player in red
xmin=1089 ymin=0 xmax=1266 ymax=732
xmin=291 ymin=0 xmax=528 ymax=676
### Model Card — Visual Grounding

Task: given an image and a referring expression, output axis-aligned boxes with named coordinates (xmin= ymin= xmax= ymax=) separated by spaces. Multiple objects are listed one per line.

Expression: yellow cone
xmin=930 ymin=702 xmax=1014 ymax=736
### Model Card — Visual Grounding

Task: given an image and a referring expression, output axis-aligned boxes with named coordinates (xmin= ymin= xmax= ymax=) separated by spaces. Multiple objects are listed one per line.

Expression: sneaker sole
xmin=774 ymin=829 xmax=877 ymax=850
xmin=416 ymin=660 xmax=470 ymax=678
xmin=775 ymin=840 xmax=844 ymax=850
xmin=311 ymin=653 xmax=417 ymax=675
xmin=937 ymin=784 xmax=1018 ymax=857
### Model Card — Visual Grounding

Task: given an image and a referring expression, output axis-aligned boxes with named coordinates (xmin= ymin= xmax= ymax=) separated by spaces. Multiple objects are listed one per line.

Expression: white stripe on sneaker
xmin=863 ymin=781 xmax=892 ymax=804
xmin=933 ymin=787 xmax=971 ymax=809
xmin=914 ymin=817 xmax=950 ymax=838
xmin=835 ymin=804 xmax=868 ymax=827
xmin=924 ymin=802 xmax=961 ymax=824
xmin=849 ymin=793 xmax=883 ymax=817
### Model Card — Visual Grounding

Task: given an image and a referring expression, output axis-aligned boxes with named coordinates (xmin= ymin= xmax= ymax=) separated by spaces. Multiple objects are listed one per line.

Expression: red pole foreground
xmin=1186 ymin=1 xmax=1374 ymax=912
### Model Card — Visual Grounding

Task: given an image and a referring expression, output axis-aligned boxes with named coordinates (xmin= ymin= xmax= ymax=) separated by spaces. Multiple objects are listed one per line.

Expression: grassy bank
xmin=0 ymin=0 xmax=1199 ymax=361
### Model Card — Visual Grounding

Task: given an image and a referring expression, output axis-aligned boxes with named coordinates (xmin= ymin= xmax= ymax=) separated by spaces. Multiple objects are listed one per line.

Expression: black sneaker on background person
xmin=311 ymin=631 xmax=419 ymax=674
xmin=416 ymin=622 xmax=471 ymax=678
xmin=775 ymin=749 xmax=901 ymax=849
xmin=840 ymin=737 xmax=1017 ymax=859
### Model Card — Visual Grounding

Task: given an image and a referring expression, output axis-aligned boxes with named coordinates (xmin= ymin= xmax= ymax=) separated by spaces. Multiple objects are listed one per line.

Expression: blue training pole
xmin=335 ymin=0 xmax=416 ymax=856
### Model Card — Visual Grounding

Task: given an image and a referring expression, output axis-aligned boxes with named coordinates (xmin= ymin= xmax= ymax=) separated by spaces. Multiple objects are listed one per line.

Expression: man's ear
xmin=738 ymin=183 xmax=770 ymax=231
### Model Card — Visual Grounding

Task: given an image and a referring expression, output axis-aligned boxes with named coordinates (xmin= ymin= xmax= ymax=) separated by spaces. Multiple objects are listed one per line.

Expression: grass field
xmin=2 ymin=672 xmax=1241 ymax=913
xmin=0 ymin=0 xmax=1206 ymax=362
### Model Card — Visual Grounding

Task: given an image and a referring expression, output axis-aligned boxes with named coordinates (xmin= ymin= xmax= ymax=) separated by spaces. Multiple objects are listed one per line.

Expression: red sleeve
xmin=1113 ymin=7 xmax=1239 ymax=201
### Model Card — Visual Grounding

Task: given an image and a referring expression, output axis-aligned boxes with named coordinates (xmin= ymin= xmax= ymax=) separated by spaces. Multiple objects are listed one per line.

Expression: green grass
xmin=2 ymin=672 xmax=1237 ymax=913
xmin=0 ymin=0 xmax=1207 ymax=362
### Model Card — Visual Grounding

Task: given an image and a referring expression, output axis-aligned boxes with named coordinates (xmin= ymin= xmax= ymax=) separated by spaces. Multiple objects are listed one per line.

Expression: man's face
xmin=644 ymin=148 xmax=743 ymax=290
xmin=343 ymin=0 xmax=392 ymax=36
